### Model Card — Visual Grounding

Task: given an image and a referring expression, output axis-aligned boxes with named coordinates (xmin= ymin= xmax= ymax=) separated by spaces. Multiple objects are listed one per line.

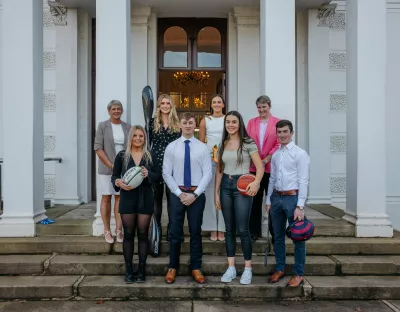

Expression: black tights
xmin=121 ymin=213 xmax=152 ymax=265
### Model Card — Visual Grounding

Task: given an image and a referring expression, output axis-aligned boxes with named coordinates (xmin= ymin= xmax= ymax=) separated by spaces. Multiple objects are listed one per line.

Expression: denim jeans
xmin=220 ymin=174 xmax=253 ymax=260
xmin=270 ymin=193 xmax=306 ymax=275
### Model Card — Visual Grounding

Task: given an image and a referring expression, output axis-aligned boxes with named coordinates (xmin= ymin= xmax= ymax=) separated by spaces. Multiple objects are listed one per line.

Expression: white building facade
xmin=0 ymin=0 xmax=399 ymax=237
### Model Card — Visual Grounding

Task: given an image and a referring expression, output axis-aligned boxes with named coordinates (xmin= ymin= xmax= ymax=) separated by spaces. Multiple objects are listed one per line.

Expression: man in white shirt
xmin=265 ymin=119 xmax=310 ymax=288
xmin=163 ymin=112 xmax=212 ymax=285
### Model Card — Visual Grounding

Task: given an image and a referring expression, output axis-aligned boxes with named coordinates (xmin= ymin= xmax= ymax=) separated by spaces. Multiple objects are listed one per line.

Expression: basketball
xmin=237 ymin=174 xmax=256 ymax=196
xmin=122 ymin=166 xmax=144 ymax=188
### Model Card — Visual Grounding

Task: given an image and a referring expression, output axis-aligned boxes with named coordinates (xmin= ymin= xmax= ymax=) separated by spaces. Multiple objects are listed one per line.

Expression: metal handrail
xmin=0 ymin=157 xmax=63 ymax=208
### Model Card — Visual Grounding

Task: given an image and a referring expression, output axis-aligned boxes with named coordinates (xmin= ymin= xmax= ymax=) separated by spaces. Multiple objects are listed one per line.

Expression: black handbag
xmin=148 ymin=214 xmax=161 ymax=257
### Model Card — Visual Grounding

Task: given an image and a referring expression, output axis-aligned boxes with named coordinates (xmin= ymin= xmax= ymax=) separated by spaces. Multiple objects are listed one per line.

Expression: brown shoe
xmin=268 ymin=271 xmax=285 ymax=283
xmin=165 ymin=268 xmax=176 ymax=284
xmin=286 ymin=275 xmax=304 ymax=288
xmin=192 ymin=269 xmax=206 ymax=284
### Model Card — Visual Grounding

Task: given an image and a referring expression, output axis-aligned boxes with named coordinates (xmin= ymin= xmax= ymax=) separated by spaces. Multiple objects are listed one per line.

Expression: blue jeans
xmin=270 ymin=193 xmax=306 ymax=276
xmin=220 ymin=174 xmax=253 ymax=260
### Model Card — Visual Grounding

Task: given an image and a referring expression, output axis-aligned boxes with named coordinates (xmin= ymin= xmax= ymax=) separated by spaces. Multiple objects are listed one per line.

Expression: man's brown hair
xmin=179 ymin=112 xmax=196 ymax=121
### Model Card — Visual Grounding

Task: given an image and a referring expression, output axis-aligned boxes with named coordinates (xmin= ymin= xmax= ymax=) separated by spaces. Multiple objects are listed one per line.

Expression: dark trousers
xmin=249 ymin=172 xmax=270 ymax=237
xmin=153 ymin=182 xmax=171 ymax=232
xmin=220 ymin=174 xmax=253 ymax=260
xmin=168 ymin=192 xmax=205 ymax=270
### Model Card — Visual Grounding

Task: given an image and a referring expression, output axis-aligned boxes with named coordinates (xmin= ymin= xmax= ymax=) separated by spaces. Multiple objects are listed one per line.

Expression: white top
xmin=163 ymin=136 xmax=212 ymax=197
xmin=205 ymin=115 xmax=225 ymax=151
xmin=266 ymin=141 xmax=310 ymax=207
xmin=111 ymin=123 xmax=125 ymax=154
xmin=259 ymin=119 xmax=268 ymax=150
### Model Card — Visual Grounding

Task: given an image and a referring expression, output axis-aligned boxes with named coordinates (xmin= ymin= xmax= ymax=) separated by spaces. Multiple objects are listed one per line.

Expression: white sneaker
xmin=240 ymin=268 xmax=252 ymax=285
xmin=221 ymin=266 xmax=237 ymax=283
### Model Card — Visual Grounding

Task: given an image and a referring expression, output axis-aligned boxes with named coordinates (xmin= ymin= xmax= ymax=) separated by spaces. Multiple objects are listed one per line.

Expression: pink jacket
xmin=246 ymin=115 xmax=280 ymax=173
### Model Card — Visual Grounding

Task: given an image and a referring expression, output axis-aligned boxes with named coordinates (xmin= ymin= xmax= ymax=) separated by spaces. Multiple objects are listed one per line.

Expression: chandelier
xmin=173 ymin=71 xmax=210 ymax=87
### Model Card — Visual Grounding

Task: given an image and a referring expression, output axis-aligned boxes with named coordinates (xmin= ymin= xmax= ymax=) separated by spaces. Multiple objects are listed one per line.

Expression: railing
xmin=0 ymin=157 xmax=62 ymax=209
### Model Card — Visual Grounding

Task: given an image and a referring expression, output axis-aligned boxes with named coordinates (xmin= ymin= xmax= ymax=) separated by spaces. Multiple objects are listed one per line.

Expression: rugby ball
xmin=122 ymin=166 xmax=144 ymax=188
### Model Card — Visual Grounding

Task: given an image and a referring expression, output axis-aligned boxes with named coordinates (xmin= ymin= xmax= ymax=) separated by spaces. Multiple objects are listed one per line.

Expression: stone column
xmin=0 ymin=0 xmax=46 ymax=237
xmin=93 ymin=0 xmax=131 ymax=236
xmin=130 ymin=6 xmax=151 ymax=126
xmin=260 ymin=0 xmax=296 ymax=124
xmin=307 ymin=9 xmax=331 ymax=204
xmin=345 ymin=0 xmax=393 ymax=237
xmin=233 ymin=7 xmax=260 ymax=125
xmin=54 ymin=8 xmax=81 ymax=205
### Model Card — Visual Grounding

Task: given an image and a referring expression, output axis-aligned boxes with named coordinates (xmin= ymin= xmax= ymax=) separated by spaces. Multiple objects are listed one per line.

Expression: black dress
xmin=111 ymin=151 xmax=160 ymax=215
xmin=149 ymin=118 xmax=181 ymax=181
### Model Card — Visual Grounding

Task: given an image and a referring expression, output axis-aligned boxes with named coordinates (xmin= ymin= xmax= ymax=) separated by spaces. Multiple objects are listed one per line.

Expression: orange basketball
xmin=237 ymin=174 xmax=256 ymax=196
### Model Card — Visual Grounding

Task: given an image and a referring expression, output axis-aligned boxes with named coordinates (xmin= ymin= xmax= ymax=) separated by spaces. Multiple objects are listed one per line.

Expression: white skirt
xmin=98 ymin=174 xmax=120 ymax=196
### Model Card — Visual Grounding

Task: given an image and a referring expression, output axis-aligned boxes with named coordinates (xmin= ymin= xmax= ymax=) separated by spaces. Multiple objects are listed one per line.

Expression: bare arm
xmin=199 ymin=118 xmax=207 ymax=143
xmin=246 ymin=151 xmax=264 ymax=196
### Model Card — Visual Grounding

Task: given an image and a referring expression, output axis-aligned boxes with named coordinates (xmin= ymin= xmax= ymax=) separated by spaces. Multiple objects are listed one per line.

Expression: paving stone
xmin=332 ymin=255 xmax=400 ymax=275
xmin=307 ymin=276 xmax=400 ymax=300
xmin=37 ymin=219 xmax=94 ymax=236
xmin=0 ymin=276 xmax=80 ymax=299
xmin=78 ymin=276 xmax=304 ymax=300
xmin=0 ymin=255 xmax=50 ymax=275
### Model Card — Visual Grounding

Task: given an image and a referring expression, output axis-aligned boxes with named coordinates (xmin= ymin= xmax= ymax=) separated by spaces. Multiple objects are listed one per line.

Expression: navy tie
xmin=184 ymin=140 xmax=191 ymax=189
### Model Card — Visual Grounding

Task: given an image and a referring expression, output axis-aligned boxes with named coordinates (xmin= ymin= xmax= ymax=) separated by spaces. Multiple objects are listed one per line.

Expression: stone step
xmin=1 ymin=254 xmax=399 ymax=277
xmin=3 ymin=275 xmax=399 ymax=300
xmin=1 ymin=236 xmax=400 ymax=255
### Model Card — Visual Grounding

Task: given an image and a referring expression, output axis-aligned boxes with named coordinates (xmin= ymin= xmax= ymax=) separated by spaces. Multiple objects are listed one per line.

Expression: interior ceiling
xmin=57 ymin=0 xmax=332 ymax=17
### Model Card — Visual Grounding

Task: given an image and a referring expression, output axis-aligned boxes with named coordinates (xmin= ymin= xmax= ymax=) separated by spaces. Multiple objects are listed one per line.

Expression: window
xmin=163 ymin=26 xmax=188 ymax=68
xmin=196 ymin=27 xmax=222 ymax=68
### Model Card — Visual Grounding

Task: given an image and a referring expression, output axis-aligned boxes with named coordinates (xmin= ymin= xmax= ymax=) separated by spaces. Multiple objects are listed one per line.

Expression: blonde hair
xmin=153 ymin=94 xmax=180 ymax=133
xmin=123 ymin=125 xmax=152 ymax=171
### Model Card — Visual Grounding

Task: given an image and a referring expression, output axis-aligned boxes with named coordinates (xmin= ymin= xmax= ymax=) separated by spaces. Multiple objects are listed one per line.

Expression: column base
xmin=92 ymin=215 xmax=117 ymax=236
xmin=0 ymin=213 xmax=47 ymax=237
xmin=343 ymin=212 xmax=393 ymax=238
xmin=52 ymin=197 xmax=83 ymax=206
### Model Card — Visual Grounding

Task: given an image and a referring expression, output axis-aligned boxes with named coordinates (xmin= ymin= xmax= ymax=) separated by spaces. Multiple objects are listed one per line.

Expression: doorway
xmin=158 ymin=18 xmax=227 ymax=131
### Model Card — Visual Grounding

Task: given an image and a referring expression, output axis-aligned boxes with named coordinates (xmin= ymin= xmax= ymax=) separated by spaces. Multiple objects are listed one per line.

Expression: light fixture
xmin=173 ymin=71 xmax=210 ymax=87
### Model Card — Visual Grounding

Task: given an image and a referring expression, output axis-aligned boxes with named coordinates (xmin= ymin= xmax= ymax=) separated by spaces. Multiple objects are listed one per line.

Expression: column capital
xmin=47 ymin=0 xmax=68 ymax=26
xmin=232 ymin=7 xmax=260 ymax=28
xmin=131 ymin=5 xmax=152 ymax=26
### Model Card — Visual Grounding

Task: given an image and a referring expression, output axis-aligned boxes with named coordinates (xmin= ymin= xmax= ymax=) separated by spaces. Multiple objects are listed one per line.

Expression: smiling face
xmin=211 ymin=96 xmax=224 ymax=115
xmin=257 ymin=102 xmax=271 ymax=120
xmin=225 ymin=115 xmax=240 ymax=136
xmin=108 ymin=104 xmax=123 ymax=120
xmin=159 ymin=97 xmax=172 ymax=115
xmin=276 ymin=125 xmax=294 ymax=146
xmin=131 ymin=129 xmax=145 ymax=148
xmin=180 ymin=118 xmax=196 ymax=137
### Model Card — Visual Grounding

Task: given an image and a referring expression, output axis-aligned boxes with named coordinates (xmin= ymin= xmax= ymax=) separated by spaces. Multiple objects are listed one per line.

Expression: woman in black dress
xmin=149 ymin=94 xmax=181 ymax=238
xmin=112 ymin=125 xmax=159 ymax=283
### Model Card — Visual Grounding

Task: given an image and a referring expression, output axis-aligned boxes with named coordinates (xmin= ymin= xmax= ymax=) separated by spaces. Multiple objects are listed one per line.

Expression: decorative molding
xmin=44 ymin=176 xmax=56 ymax=195
xmin=330 ymin=93 xmax=346 ymax=112
xmin=44 ymin=135 xmax=56 ymax=153
xmin=330 ymin=135 xmax=346 ymax=153
xmin=232 ymin=7 xmax=260 ymax=28
xmin=330 ymin=176 xmax=346 ymax=194
xmin=44 ymin=92 xmax=56 ymax=111
xmin=317 ymin=4 xmax=337 ymax=20
xmin=43 ymin=51 xmax=56 ymax=69
xmin=47 ymin=0 xmax=68 ymax=26
xmin=43 ymin=7 xmax=55 ymax=27
xmin=329 ymin=52 xmax=346 ymax=70
xmin=131 ymin=5 xmax=152 ymax=26
xmin=319 ymin=12 xmax=345 ymax=29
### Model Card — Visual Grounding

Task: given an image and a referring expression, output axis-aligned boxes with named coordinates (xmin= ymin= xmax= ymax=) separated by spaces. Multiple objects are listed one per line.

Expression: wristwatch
xmin=193 ymin=193 xmax=199 ymax=199
xmin=297 ymin=206 xmax=304 ymax=210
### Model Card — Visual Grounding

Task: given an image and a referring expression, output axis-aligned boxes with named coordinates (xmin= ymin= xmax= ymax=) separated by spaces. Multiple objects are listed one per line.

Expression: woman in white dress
xmin=94 ymin=100 xmax=131 ymax=244
xmin=199 ymin=94 xmax=226 ymax=241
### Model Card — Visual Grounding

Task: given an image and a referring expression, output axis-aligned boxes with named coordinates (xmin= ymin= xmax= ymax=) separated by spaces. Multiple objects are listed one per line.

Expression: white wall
xmin=0 ymin=0 xmax=3 ymax=165
xmin=386 ymin=6 xmax=400 ymax=231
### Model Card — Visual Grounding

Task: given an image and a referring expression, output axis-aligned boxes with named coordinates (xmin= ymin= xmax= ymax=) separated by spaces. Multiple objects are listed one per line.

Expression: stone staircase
xmin=0 ymin=203 xmax=400 ymax=301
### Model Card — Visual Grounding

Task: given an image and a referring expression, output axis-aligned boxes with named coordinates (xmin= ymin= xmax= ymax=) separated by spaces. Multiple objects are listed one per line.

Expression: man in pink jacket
xmin=246 ymin=95 xmax=280 ymax=242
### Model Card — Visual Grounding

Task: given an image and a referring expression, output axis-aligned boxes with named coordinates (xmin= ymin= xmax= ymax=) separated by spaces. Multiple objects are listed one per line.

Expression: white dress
xmin=99 ymin=123 xmax=125 ymax=195
xmin=202 ymin=116 xmax=226 ymax=232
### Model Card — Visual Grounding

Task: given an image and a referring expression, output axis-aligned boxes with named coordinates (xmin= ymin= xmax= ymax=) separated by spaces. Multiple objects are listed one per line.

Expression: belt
xmin=179 ymin=186 xmax=197 ymax=191
xmin=273 ymin=189 xmax=298 ymax=196
xmin=223 ymin=173 xmax=242 ymax=180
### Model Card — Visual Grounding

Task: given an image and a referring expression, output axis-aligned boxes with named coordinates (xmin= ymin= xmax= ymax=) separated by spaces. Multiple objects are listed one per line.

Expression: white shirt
xmin=111 ymin=123 xmax=125 ymax=154
xmin=266 ymin=141 xmax=310 ymax=207
xmin=259 ymin=119 xmax=268 ymax=150
xmin=163 ymin=136 xmax=212 ymax=197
